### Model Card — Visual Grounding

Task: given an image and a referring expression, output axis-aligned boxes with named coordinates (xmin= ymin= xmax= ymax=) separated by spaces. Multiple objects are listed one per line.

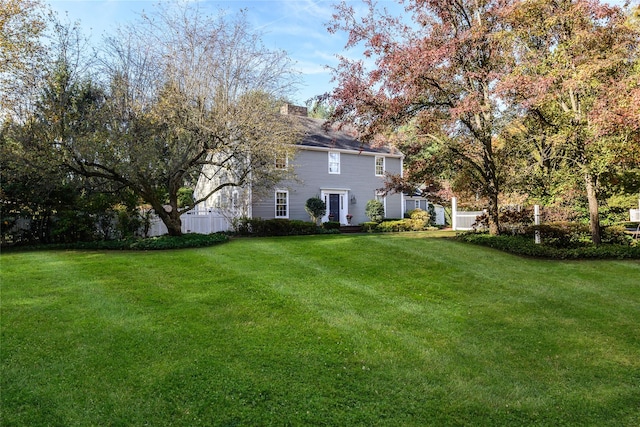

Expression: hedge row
xmin=361 ymin=220 xmax=440 ymax=233
xmin=233 ymin=218 xmax=338 ymax=237
xmin=456 ymin=232 xmax=640 ymax=260
xmin=5 ymin=233 xmax=230 ymax=251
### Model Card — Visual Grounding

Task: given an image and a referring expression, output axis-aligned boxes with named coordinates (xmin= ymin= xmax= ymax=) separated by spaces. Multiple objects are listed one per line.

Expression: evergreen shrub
xmin=322 ymin=221 xmax=341 ymax=231
xmin=456 ymin=231 xmax=639 ymax=259
xmin=365 ymin=200 xmax=385 ymax=222
xmin=233 ymin=218 xmax=324 ymax=236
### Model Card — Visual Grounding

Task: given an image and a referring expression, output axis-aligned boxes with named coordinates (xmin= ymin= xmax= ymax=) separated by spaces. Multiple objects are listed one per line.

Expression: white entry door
xmin=320 ymin=189 xmax=348 ymax=224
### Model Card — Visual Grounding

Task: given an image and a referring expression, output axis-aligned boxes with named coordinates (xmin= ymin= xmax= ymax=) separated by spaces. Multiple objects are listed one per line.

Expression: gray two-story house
xmin=193 ymin=104 xmax=404 ymax=226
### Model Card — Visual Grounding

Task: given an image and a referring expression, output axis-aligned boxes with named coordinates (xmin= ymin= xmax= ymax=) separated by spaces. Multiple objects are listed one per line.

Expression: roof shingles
xmin=297 ymin=116 xmax=399 ymax=156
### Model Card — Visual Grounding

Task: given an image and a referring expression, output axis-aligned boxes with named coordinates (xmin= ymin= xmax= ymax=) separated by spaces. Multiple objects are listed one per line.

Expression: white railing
xmin=147 ymin=209 xmax=231 ymax=237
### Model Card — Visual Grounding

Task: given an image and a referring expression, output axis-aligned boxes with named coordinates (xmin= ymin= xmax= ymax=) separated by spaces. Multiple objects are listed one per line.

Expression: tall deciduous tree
xmin=503 ymin=0 xmax=640 ymax=244
xmin=328 ymin=0 xmax=512 ymax=234
xmin=51 ymin=3 xmax=301 ymax=236
xmin=0 ymin=0 xmax=48 ymax=119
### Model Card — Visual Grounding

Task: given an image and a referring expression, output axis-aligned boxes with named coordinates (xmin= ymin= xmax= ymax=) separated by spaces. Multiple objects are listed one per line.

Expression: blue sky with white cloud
xmin=45 ymin=0 xmax=631 ymax=105
xmin=45 ymin=0 xmax=387 ymax=104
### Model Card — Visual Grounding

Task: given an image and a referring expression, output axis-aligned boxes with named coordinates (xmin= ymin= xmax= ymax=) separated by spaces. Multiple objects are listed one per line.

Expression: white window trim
xmin=275 ymin=190 xmax=289 ymax=218
xmin=328 ymin=151 xmax=340 ymax=174
xmin=375 ymin=191 xmax=387 ymax=218
xmin=275 ymin=154 xmax=288 ymax=170
xmin=375 ymin=156 xmax=385 ymax=176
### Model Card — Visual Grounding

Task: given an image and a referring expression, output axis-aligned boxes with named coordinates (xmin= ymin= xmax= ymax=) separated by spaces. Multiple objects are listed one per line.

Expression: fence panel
xmin=454 ymin=212 xmax=484 ymax=231
xmin=147 ymin=211 xmax=231 ymax=237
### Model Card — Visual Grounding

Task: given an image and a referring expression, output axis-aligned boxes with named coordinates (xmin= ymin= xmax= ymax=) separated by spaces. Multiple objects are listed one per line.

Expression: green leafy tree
xmin=45 ymin=4 xmax=301 ymax=236
xmin=503 ymin=0 xmax=640 ymax=244
xmin=0 ymin=0 xmax=48 ymax=119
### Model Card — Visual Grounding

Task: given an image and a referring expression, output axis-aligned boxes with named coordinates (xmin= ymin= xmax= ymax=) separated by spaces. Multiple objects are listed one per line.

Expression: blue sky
xmin=45 ymin=0 xmax=387 ymax=105
xmin=46 ymin=0 xmax=632 ymax=105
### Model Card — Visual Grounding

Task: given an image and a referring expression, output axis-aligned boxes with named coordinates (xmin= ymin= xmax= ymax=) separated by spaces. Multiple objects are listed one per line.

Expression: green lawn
xmin=2 ymin=233 xmax=639 ymax=426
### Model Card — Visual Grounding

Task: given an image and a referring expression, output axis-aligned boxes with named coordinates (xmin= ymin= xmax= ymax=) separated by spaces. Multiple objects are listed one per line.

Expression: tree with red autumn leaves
xmin=328 ymin=0 xmax=639 ymax=242
xmin=328 ymin=0 xmax=512 ymax=235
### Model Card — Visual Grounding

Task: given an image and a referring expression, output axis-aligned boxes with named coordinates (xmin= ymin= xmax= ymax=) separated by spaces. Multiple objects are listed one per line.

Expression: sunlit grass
xmin=2 ymin=233 xmax=639 ymax=426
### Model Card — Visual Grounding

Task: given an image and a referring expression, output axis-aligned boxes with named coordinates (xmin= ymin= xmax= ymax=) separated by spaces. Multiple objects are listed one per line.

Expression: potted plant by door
xmin=346 ymin=214 xmax=353 ymax=225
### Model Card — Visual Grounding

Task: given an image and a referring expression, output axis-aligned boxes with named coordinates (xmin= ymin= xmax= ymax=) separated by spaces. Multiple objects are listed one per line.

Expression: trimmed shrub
xmin=456 ymin=232 xmax=640 ymax=260
xmin=601 ymin=225 xmax=633 ymax=245
xmin=365 ymin=200 xmax=385 ymax=222
xmin=362 ymin=222 xmax=378 ymax=232
xmin=232 ymin=218 xmax=325 ymax=236
xmin=521 ymin=222 xmax=632 ymax=248
xmin=363 ymin=216 xmax=439 ymax=233
xmin=409 ymin=209 xmax=430 ymax=230
xmin=377 ymin=220 xmax=412 ymax=232
xmin=322 ymin=221 xmax=341 ymax=231
xmin=525 ymin=222 xmax=591 ymax=248
xmin=4 ymin=233 xmax=230 ymax=251
xmin=305 ymin=197 xmax=326 ymax=224
xmin=129 ymin=233 xmax=228 ymax=250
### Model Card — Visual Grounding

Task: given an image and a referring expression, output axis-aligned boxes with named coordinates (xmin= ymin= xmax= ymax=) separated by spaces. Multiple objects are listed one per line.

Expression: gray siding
xmin=252 ymin=148 xmax=404 ymax=224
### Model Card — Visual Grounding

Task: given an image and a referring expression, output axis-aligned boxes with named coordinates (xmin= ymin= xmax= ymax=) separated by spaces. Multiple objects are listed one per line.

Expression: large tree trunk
xmin=163 ymin=214 xmax=183 ymax=237
xmin=483 ymin=139 xmax=500 ymax=236
xmin=584 ymin=172 xmax=601 ymax=245
xmin=151 ymin=202 xmax=183 ymax=237
xmin=487 ymin=191 xmax=500 ymax=235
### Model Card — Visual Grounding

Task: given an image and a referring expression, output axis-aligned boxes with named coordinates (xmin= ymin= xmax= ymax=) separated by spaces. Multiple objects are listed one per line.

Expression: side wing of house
xmin=193 ymin=159 xmax=251 ymax=219
xmin=404 ymin=195 xmax=447 ymax=226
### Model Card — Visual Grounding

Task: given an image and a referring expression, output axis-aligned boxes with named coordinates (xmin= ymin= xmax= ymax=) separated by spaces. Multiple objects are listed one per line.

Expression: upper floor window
xmin=375 ymin=156 xmax=385 ymax=176
xmin=328 ymin=151 xmax=340 ymax=174
xmin=275 ymin=153 xmax=288 ymax=170
xmin=275 ymin=190 xmax=289 ymax=218
xmin=231 ymin=190 xmax=239 ymax=210
xmin=375 ymin=191 xmax=387 ymax=216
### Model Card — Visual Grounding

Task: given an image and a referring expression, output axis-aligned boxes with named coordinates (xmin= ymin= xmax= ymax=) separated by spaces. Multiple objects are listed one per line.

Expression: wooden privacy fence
xmin=148 ymin=210 xmax=231 ymax=237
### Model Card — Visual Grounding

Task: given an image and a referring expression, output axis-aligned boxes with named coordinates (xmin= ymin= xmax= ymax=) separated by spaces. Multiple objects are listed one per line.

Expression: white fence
xmin=451 ymin=197 xmax=484 ymax=231
xmin=148 ymin=210 xmax=231 ymax=237
xmin=453 ymin=211 xmax=485 ymax=231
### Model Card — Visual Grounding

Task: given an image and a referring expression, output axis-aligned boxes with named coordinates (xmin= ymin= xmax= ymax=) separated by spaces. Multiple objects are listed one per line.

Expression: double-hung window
xmin=375 ymin=191 xmax=387 ymax=217
xmin=231 ymin=190 xmax=239 ymax=210
xmin=275 ymin=190 xmax=289 ymax=218
xmin=328 ymin=151 xmax=340 ymax=174
xmin=375 ymin=156 xmax=385 ymax=176
xmin=275 ymin=154 xmax=288 ymax=170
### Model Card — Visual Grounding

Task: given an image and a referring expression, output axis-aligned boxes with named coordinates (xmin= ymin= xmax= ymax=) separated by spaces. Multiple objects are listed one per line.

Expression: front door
xmin=329 ymin=194 xmax=340 ymax=222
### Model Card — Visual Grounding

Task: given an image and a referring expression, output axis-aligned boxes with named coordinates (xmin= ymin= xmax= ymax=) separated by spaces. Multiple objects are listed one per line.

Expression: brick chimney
xmin=280 ymin=104 xmax=308 ymax=117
